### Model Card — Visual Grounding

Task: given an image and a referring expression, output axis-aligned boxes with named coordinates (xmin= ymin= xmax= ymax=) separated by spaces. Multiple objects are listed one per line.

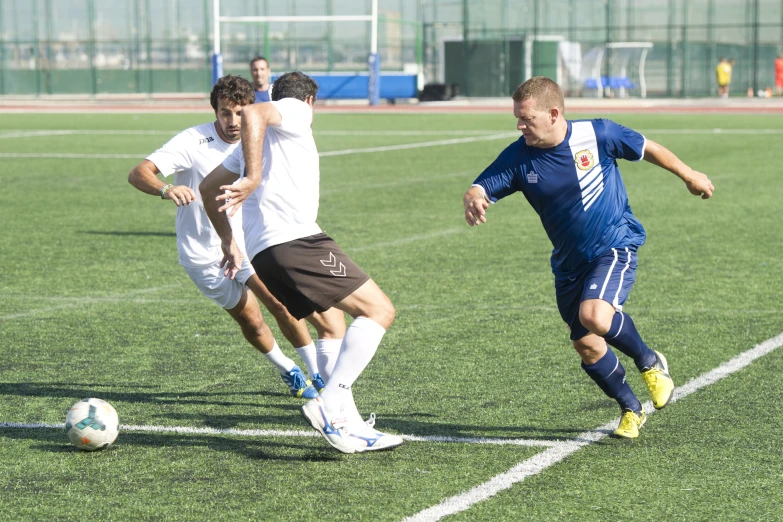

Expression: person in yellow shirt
xmin=716 ymin=57 xmax=733 ymax=98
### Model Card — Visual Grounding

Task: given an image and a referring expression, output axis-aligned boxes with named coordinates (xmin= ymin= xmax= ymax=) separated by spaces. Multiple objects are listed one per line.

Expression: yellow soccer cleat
xmin=612 ymin=409 xmax=647 ymax=439
xmin=641 ymin=350 xmax=675 ymax=410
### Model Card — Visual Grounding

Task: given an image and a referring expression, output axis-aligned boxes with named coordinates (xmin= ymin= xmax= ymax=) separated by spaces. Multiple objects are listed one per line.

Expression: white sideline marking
xmin=0 ymin=285 xmax=179 ymax=321
xmin=0 ymin=129 xmax=502 ymax=138
xmin=2 ymin=127 xmax=781 ymax=140
xmin=401 ymin=434 xmax=557 ymax=447
xmin=322 ymin=170 xmax=473 ymax=196
xmin=0 ymin=130 xmax=79 ymax=139
xmin=317 ymin=130 xmax=510 ymax=136
xmin=318 ymin=133 xmax=518 ymax=157
xmin=0 ymin=421 xmax=559 ymax=447
xmin=0 ymin=152 xmax=143 ymax=159
xmin=350 ymin=228 xmax=463 ymax=253
xmin=0 ymin=129 xmax=176 ymax=138
xmin=4 ymin=128 xmax=780 ymax=160
xmin=0 ymin=133 xmax=517 ymax=161
xmin=402 ymin=331 xmax=783 ymax=522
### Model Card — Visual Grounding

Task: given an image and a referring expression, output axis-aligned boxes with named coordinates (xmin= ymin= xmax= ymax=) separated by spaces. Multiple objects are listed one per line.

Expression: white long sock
xmin=294 ymin=342 xmax=319 ymax=378
xmin=262 ymin=342 xmax=296 ymax=374
xmin=315 ymin=338 xmax=343 ymax=382
xmin=320 ymin=316 xmax=386 ymax=417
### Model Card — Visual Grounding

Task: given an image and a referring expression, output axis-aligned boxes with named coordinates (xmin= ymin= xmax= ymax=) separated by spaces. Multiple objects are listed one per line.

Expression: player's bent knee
xmin=370 ymin=300 xmax=395 ymax=330
xmin=578 ymin=305 xmax=613 ymax=336
xmin=572 ymin=337 xmax=607 ymax=364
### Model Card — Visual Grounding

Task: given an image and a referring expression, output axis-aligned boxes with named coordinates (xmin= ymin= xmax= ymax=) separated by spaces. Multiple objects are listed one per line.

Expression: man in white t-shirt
xmin=200 ymin=72 xmax=403 ymax=454
xmin=128 ymin=74 xmax=342 ymax=399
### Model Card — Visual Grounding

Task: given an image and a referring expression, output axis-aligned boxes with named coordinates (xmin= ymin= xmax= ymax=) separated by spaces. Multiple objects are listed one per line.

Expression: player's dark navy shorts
xmin=554 ymin=247 xmax=638 ymax=341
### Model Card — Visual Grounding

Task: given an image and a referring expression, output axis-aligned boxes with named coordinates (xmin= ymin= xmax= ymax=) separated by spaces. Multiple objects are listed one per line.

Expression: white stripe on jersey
xmin=569 ymin=121 xmax=604 ymax=211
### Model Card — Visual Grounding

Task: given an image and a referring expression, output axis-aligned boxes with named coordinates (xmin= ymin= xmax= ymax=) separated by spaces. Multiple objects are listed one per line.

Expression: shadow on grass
xmin=0 ymin=382 xmax=293 ymax=408
xmin=374 ymin=413 xmax=590 ymax=442
xmin=2 ymin=427 xmax=341 ymax=462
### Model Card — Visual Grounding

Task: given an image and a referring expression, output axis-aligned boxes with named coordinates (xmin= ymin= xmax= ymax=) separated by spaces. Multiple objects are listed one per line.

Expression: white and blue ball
xmin=65 ymin=398 xmax=119 ymax=451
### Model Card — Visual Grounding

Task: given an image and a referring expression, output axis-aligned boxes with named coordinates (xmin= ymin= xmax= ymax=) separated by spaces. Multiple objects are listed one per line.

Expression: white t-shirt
xmin=147 ymin=122 xmax=248 ymax=268
xmin=222 ymin=98 xmax=322 ymax=260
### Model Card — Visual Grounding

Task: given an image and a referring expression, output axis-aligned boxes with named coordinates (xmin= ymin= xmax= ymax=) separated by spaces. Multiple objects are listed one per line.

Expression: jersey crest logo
xmin=526 ymin=171 xmax=538 ymax=183
xmin=574 ymin=149 xmax=595 ymax=171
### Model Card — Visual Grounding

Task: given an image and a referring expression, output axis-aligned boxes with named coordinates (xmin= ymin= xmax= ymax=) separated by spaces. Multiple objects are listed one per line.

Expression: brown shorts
xmin=250 ymin=233 xmax=370 ymax=320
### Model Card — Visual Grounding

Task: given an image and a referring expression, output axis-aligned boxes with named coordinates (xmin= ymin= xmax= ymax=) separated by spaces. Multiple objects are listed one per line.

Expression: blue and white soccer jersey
xmin=473 ymin=118 xmax=648 ymax=339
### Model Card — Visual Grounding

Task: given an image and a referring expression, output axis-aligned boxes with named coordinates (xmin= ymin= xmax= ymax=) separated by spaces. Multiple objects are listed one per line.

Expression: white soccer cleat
xmin=342 ymin=413 xmax=404 ymax=453
xmin=301 ymin=397 xmax=364 ymax=454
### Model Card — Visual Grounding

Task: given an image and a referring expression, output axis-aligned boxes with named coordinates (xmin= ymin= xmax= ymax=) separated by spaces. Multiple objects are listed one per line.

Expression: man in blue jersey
xmin=463 ymin=77 xmax=714 ymax=439
xmin=250 ymin=56 xmax=272 ymax=103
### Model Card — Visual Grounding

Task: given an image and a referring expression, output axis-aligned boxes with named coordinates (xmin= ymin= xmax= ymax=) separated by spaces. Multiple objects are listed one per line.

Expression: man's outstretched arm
xmin=643 ymin=139 xmax=715 ymax=199
xmin=216 ymin=102 xmax=282 ymax=217
xmin=128 ymin=160 xmax=196 ymax=206
xmin=200 ymin=164 xmax=243 ymax=279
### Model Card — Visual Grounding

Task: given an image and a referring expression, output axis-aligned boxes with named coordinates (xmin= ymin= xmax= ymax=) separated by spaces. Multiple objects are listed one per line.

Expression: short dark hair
xmin=271 ymin=71 xmax=319 ymax=102
xmin=210 ymin=74 xmax=255 ymax=111
xmin=250 ymin=56 xmax=268 ymax=67
xmin=511 ymin=76 xmax=564 ymax=112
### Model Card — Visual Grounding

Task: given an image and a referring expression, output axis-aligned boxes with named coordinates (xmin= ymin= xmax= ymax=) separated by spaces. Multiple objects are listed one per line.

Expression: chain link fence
xmin=1 ymin=0 xmax=781 ymax=97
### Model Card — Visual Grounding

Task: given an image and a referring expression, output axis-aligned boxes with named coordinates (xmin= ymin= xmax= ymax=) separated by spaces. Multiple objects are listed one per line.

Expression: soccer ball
xmin=65 ymin=398 xmax=119 ymax=451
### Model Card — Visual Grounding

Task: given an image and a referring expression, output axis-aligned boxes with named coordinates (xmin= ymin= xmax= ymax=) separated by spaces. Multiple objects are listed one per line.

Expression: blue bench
xmin=584 ymin=76 xmax=637 ymax=90
xmin=271 ymin=73 xmax=418 ymax=100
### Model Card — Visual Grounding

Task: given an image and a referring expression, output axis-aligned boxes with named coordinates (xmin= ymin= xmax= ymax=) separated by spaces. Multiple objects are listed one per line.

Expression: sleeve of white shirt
xmin=270 ymin=98 xmax=313 ymax=137
xmin=222 ymin=143 xmax=244 ymax=175
xmin=146 ymin=130 xmax=194 ymax=177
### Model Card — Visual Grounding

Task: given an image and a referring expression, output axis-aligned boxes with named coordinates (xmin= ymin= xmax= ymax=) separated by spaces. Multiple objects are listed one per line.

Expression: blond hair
xmin=512 ymin=76 xmax=564 ymax=112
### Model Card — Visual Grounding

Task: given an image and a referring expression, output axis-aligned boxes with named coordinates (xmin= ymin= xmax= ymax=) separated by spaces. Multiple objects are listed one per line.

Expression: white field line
xmin=3 ymin=128 xmax=781 ymax=160
xmin=350 ymin=228 xmax=464 ymax=253
xmin=0 ymin=152 xmax=144 ymax=159
xmin=402 ymin=331 xmax=783 ymax=522
xmin=0 ymin=421 xmax=559 ymax=447
xmin=0 ymin=133 xmax=517 ymax=160
xmin=0 ymin=129 xmax=503 ymax=139
xmin=0 ymin=285 xmax=180 ymax=321
xmin=318 ymin=133 xmax=518 ymax=157
xmin=0 ymin=130 xmax=79 ymax=138
xmin=317 ymin=130 xmax=508 ymax=136
xmin=1 ymin=127 xmax=781 ymax=139
xmin=322 ymin=170 xmax=474 ymax=196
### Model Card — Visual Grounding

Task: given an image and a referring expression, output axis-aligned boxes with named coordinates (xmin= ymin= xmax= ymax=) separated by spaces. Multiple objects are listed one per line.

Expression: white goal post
xmin=211 ymin=0 xmax=382 ymax=104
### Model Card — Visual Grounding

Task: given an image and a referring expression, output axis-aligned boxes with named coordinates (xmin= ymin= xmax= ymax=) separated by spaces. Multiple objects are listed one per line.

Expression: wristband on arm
xmin=159 ymin=184 xmax=174 ymax=199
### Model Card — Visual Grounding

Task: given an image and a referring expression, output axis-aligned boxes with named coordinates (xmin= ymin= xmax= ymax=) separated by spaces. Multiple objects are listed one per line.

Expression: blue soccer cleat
xmin=310 ymin=373 xmax=326 ymax=393
xmin=280 ymin=366 xmax=319 ymax=399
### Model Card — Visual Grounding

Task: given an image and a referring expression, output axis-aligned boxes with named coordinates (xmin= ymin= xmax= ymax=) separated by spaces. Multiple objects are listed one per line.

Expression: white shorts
xmin=182 ymin=257 xmax=254 ymax=310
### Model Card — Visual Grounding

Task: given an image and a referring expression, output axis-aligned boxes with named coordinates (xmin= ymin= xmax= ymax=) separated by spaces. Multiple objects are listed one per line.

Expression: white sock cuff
xmin=264 ymin=342 xmax=296 ymax=373
xmin=350 ymin=316 xmax=386 ymax=336
xmin=316 ymin=338 xmax=343 ymax=353
xmin=294 ymin=342 xmax=315 ymax=352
